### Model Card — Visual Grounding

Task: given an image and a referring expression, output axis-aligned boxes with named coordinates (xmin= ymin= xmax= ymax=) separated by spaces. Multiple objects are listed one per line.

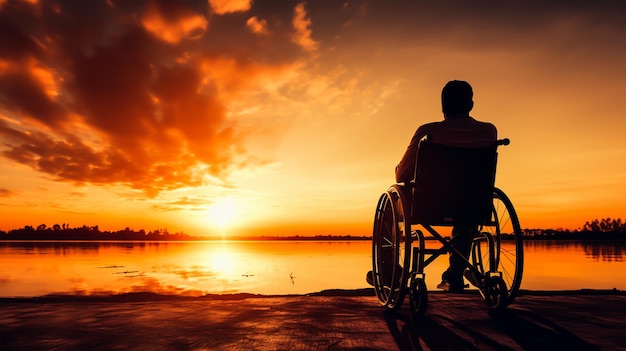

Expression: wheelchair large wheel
xmin=471 ymin=187 xmax=523 ymax=306
xmin=372 ymin=185 xmax=411 ymax=310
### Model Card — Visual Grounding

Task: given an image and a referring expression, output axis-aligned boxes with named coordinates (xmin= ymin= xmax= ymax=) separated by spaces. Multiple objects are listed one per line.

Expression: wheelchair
xmin=371 ymin=138 xmax=523 ymax=318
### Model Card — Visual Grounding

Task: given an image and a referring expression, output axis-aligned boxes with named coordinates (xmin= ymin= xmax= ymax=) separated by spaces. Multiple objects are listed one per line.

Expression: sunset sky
xmin=1 ymin=0 xmax=625 ymax=237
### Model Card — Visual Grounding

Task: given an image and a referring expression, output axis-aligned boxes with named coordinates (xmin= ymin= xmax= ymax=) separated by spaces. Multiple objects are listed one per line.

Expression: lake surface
xmin=1 ymin=240 xmax=625 ymax=298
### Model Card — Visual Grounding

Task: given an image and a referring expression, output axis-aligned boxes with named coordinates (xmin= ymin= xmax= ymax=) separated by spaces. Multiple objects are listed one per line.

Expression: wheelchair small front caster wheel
xmin=410 ymin=278 xmax=428 ymax=319
xmin=482 ymin=276 xmax=507 ymax=310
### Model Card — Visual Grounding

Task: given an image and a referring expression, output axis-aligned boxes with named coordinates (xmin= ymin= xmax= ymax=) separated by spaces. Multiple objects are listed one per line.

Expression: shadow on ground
xmin=385 ymin=306 xmax=601 ymax=351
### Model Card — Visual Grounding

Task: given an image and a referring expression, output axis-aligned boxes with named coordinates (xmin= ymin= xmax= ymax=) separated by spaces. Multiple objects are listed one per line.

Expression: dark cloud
xmin=0 ymin=0 xmax=305 ymax=195
xmin=0 ymin=188 xmax=14 ymax=197
xmin=0 ymin=6 xmax=43 ymax=61
xmin=0 ymin=70 xmax=66 ymax=127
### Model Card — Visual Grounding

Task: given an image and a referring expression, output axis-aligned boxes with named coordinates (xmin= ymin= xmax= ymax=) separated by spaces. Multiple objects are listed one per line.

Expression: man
xmin=368 ymin=80 xmax=497 ymax=292
xmin=398 ymin=80 xmax=497 ymax=292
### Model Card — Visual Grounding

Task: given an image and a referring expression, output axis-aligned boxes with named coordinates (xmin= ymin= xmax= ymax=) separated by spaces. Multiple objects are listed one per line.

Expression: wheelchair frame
xmin=371 ymin=138 xmax=523 ymax=318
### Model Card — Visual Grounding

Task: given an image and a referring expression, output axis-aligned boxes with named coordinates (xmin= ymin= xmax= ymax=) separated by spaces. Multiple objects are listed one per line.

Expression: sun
xmin=206 ymin=197 xmax=238 ymax=233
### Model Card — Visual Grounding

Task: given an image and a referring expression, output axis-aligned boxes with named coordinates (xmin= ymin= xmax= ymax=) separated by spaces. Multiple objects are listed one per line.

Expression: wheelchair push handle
xmin=497 ymin=138 xmax=510 ymax=146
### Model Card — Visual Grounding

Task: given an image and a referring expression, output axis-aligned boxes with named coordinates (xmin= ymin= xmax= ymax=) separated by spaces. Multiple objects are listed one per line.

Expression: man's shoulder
xmin=417 ymin=118 xmax=494 ymax=129
xmin=471 ymin=117 xmax=496 ymax=127
xmin=416 ymin=120 xmax=446 ymax=132
xmin=415 ymin=117 xmax=497 ymax=137
xmin=454 ymin=117 xmax=497 ymax=131
xmin=474 ymin=119 xmax=497 ymax=132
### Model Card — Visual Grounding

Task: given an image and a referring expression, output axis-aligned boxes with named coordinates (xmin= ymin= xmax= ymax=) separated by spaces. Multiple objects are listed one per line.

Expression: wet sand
xmin=1 ymin=289 xmax=625 ymax=350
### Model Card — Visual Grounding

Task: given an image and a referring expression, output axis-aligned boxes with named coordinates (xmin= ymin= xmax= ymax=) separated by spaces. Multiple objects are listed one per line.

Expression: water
xmin=0 ymin=240 xmax=624 ymax=298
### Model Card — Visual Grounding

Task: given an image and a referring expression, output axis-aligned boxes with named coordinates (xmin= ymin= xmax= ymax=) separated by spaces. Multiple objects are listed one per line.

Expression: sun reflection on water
xmin=207 ymin=244 xmax=238 ymax=277
xmin=2 ymin=240 xmax=625 ymax=298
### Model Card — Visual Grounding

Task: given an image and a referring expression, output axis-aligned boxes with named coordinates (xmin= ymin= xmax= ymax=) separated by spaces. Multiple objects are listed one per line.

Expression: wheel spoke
xmin=470 ymin=189 xmax=523 ymax=307
xmin=371 ymin=187 xmax=409 ymax=310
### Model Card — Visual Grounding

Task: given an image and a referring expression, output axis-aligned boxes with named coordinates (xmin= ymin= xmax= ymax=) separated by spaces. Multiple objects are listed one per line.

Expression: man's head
xmin=441 ymin=80 xmax=474 ymax=117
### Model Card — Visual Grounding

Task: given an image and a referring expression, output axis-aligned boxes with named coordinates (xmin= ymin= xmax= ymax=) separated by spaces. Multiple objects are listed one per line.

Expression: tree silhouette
xmin=583 ymin=217 xmax=625 ymax=233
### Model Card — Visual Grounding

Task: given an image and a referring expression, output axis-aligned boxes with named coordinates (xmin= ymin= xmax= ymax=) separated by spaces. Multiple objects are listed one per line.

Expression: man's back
xmin=395 ymin=117 xmax=497 ymax=183
xmin=418 ymin=117 xmax=496 ymax=147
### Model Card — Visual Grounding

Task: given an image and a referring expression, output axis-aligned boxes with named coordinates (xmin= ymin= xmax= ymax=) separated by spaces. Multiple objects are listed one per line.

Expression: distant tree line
xmin=0 ymin=225 xmax=371 ymax=241
xmin=582 ymin=218 xmax=625 ymax=233
xmin=0 ymin=224 xmax=193 ymax=241
xmin=522 ymin=217 xmax=626 ymax=240
xmin=0 ymin=217 xmax=624 ymax=241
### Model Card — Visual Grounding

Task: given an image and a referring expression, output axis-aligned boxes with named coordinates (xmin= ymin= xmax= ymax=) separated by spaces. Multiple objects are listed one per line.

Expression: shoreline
xmin=1 ymin=287 xmax=624 ymax=304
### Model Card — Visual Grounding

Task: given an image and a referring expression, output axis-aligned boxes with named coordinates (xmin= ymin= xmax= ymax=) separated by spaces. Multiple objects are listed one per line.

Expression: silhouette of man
xmin=396 ymin=80 xmax=497 ymax=292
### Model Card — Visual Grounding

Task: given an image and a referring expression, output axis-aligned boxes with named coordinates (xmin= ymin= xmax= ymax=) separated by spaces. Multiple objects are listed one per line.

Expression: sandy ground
xmin=1 ymin=289 xmax=625 ymax=351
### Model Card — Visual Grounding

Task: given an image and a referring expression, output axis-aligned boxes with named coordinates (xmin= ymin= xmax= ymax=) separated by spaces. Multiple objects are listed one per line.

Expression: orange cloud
xmin=141 ymin=1 xmax=207 ymax=43
xmin=291 ymin=2 xmax=318 ymax=52
xmin=151 ymin=196 xmax=214 ymax=212
xmin=246 ymin=16 xmax=268 ymax=36
xmin=209 ymin=0 xmax=251 ymax=15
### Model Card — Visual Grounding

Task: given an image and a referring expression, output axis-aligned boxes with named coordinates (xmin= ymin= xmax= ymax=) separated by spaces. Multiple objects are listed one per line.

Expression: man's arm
xmin=395 ymin=128 xmax=428 ymax=183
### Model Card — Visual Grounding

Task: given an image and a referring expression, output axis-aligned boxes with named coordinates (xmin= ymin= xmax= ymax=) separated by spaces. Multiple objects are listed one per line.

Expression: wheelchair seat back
xmin=410 ymin=141 xmax=498 ymax=226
